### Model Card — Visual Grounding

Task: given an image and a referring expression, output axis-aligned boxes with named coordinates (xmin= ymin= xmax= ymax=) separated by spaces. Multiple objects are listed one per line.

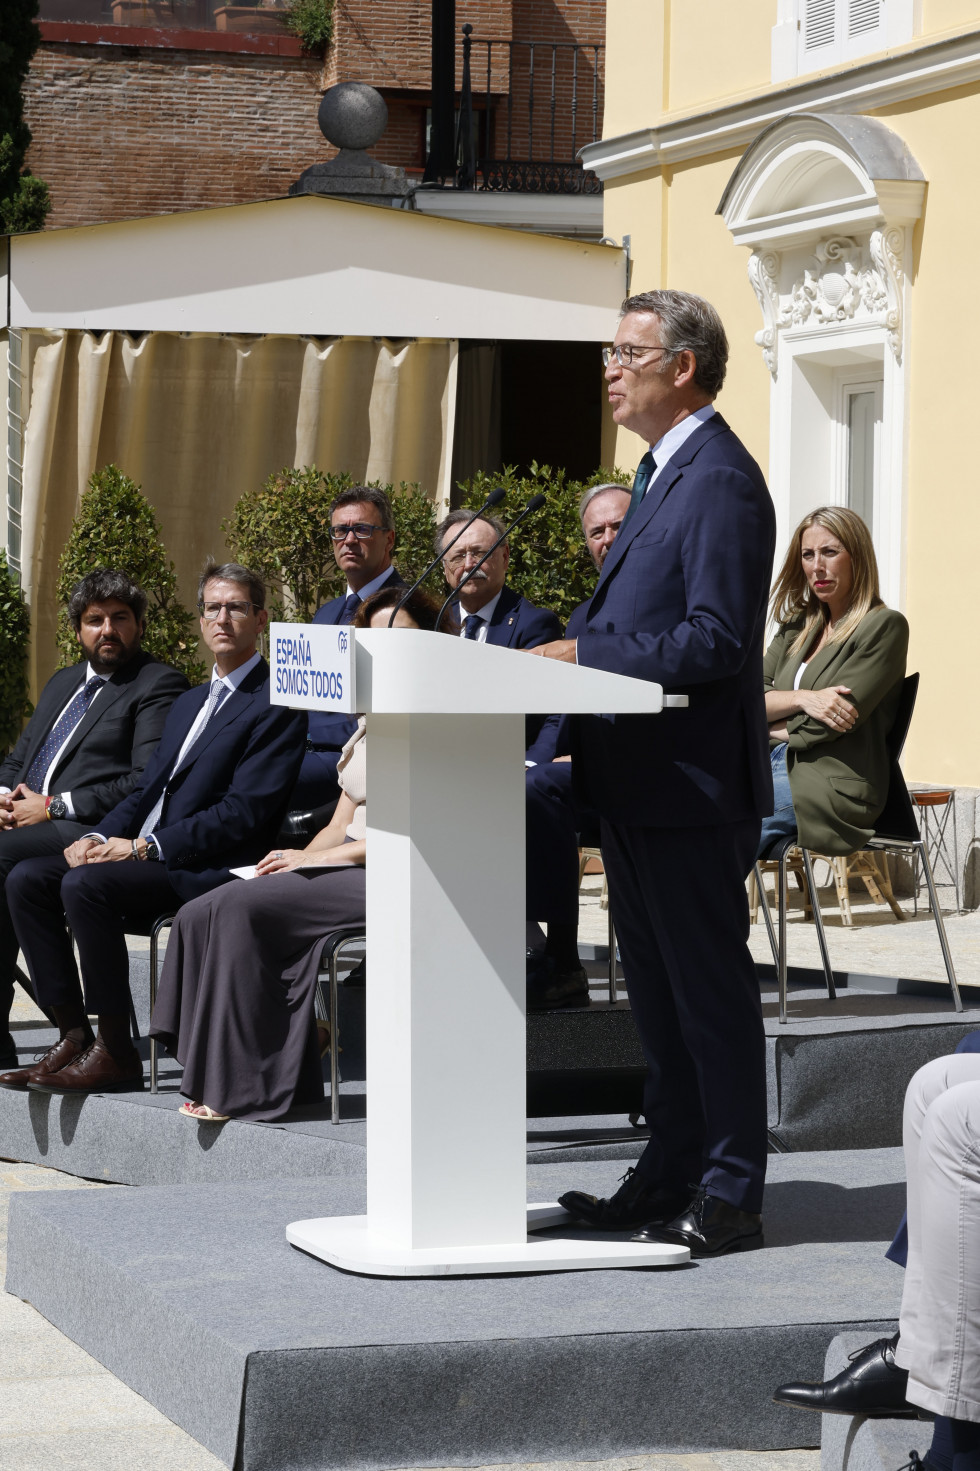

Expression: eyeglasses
xmin=602 ymin=344 xmax=669 ymax=368
xmin=445 ymin=547 xmax=499 ymax=571
xmin=329 ymin=522 xmax=384 ymax=542
xmin=199 ymin=601 xmax=259 ymax=622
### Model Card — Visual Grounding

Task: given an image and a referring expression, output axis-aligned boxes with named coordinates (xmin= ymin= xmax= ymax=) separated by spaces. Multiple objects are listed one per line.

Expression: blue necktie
xmin=620 ymin=451 xmax=656 ymax=531
xmin=25 ymin=676 xmax=105 ymax=792
xmin=463 ymin=614 xmax=483 ymax=641
xmin=339 ymin=593 xmax=361 ymax=626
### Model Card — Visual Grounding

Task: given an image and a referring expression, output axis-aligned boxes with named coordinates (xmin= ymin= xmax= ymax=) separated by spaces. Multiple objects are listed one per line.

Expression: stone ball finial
xmin=318 ymin=83 xmax=388 ymax=152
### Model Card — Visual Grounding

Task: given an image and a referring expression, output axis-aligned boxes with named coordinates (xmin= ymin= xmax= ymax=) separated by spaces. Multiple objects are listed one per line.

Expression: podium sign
xmin=269 ymin=622 xmax=356 ymax=713
xmin=284 ymin=628 xmax=690 ymax=1276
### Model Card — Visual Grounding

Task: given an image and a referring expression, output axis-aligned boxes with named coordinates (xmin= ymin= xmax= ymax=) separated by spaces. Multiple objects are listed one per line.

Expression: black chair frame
xmin=314 ymin=927 xmax=366 ymax=1125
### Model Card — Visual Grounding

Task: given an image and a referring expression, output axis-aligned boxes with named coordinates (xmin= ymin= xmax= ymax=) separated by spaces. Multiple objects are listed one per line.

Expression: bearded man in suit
xmin=0 ymin=569 xmax=188 ymax=1070
xmin=534 ymin=290 xmax=777 ymax=1256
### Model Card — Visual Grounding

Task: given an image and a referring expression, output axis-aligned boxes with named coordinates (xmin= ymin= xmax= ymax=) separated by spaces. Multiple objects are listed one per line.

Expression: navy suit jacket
xmin=97 ymin=658 xmax=307 ymax=899
xmin=459 ymin=586 xmax=561 ymax=650
xmin=573 ymin=413 xmax=776 ymax=829
xmin=308 ymin=569 xmax=406 ymax=752
xmin=525 ymin=599 xmax=589 ymax=765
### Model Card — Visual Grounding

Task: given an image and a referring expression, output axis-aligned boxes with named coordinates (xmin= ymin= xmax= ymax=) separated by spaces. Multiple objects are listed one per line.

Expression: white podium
xmin=280 ymin=628 xmax=690 ymax=1276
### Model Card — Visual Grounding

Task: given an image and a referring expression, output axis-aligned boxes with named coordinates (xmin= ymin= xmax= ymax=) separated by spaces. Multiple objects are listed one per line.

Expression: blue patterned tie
xmin=463 ymin=614 xmax=483 ymax=640
xmin=339 ymin=593 xmax=361 ymax=625
xmin=25 ymin=677 xmax=105 ymax=792
xmin=620 ymin=451 xmax=657 ymax=531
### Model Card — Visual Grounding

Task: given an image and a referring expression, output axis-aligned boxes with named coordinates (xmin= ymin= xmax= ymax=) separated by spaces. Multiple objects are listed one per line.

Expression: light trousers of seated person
xmin=894 ymin=1053 xmax=980 ymax=1420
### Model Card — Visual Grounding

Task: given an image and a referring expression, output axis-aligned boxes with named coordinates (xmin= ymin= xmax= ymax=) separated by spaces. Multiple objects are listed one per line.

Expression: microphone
xmin=386 ymin=485 xmax=507 ymax=627
xmin=436 ymin=493 xmax=547 ymax=633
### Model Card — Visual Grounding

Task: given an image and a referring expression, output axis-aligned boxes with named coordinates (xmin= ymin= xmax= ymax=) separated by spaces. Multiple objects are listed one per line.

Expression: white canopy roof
xmin=2 ymin=193 xmax=625 ymax=340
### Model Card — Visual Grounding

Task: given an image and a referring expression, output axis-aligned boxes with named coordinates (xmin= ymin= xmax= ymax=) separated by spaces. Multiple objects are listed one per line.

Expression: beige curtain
xmin=19 ymin=331 xmax=455 ymax=691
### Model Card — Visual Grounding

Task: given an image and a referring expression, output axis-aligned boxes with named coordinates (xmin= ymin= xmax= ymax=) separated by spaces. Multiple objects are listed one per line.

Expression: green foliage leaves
xmin=284 ymin=0 xmax=334 ymax=55
xmin=457 ymin=463 xmax=632 ymax=626
xmin=223 ymin=467 xmax=436 ymax=623
xmin=0 ymin=1 xmax=49 ymax=234
xmin=0 ymin=549 xmax=30 ymax=756
xmin=56 ymin=466 xmax=207 ymax=684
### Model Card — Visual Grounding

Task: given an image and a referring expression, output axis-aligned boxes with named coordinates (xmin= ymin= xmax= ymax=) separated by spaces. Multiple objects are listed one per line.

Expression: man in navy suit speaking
xmin=0 ymin=561 xmax=307 ymax=1097
xmin=536 ymin=290 xmax=776 ymax=1256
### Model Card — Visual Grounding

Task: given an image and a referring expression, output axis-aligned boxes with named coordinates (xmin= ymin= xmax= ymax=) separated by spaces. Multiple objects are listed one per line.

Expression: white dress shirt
xmin=348 ymin=565 xmax=397 ymax=604
xmin=457 ymin=589 xmax=502 ymax=642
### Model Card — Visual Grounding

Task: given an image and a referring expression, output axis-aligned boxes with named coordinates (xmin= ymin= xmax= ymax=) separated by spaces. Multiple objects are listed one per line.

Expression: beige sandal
xmin=179 ymin=1101 xmax=230 ymax=1123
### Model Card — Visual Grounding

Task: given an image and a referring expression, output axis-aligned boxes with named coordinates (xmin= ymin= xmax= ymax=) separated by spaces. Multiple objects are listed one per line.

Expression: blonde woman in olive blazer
xmin=759 ymin=507 xmax=909 ymax=859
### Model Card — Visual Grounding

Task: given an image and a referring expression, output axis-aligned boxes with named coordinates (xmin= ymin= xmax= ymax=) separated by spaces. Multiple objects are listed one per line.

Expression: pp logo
xmin=338 ymin=630 xmax=348 ymax=653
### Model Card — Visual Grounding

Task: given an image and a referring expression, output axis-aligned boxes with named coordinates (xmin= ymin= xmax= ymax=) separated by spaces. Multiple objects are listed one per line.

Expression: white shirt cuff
xmin=61 ymin=792 xmax=75 ymax=819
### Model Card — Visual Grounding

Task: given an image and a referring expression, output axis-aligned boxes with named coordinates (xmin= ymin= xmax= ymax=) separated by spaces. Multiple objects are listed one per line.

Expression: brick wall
xmin=23 ymin=0 xmax=605 ymax=229
xmin=24 ymin=42 xmax=326 ymax=227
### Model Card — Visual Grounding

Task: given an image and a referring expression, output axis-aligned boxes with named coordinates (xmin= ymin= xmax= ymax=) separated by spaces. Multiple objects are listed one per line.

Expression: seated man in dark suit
xmin=290 ymin=485 xmax=405 ymax=814
xmin=525 ymin=484 xmax=632 ymax=1010
xmin=0 ymin=569 xmax=188 ymax=1070
xmin=0 ymin=560 xmax=307 ymax=1096
xmin=437 ymin=510 xmax=561 ymax=650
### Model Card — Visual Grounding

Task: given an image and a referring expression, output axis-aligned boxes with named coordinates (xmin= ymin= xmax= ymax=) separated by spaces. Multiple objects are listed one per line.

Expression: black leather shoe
xmin=559 ymin=1167 xmax=693 ymax=1231
xmin=633 ymin=1185 xmax=763 ymax=1256
xmin=527 ymin=954 xmax=590 ymax=1011
xmin=773 ymin=1333 xmax=916 ymax=1418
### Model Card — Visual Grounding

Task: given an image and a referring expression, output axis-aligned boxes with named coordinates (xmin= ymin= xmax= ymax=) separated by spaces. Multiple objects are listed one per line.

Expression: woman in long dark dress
xmin=150 ymin=586 xmax=451 ymax=1122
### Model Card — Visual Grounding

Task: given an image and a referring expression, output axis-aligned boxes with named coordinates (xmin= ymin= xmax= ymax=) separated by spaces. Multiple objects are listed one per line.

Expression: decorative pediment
xmin=719 ymin=113 xmax=923 ymax=376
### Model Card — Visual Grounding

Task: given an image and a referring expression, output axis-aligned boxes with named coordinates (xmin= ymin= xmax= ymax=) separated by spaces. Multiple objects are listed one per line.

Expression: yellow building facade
xmin=585 ymin=1 xmax=980 ymax=786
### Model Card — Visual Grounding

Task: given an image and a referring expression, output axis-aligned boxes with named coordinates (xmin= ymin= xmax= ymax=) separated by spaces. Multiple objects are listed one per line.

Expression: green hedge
xmin=0 ymin=549 xmax=30 ymax=756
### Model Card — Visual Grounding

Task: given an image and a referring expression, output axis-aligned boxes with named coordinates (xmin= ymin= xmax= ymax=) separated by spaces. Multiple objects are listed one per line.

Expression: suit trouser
xmin=7 ymin=854 xmax=183 ymax=1017
xmin=600 ymin=815 xmax=768 ymax=1214
xmin=525 ymin=762 xmax=582 ymax=925
xmin=894 ymin=1053 xmax=980 ymax=1420
xmin=0 ymin=820 xmax=87 ymax=1027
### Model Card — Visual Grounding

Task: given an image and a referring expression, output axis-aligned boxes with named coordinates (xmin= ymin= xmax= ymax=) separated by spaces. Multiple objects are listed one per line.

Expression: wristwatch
xmin=144 ymin=835 xmax=162 ymax=862
xmin=46 ymin=795 xmax=69 ymax=822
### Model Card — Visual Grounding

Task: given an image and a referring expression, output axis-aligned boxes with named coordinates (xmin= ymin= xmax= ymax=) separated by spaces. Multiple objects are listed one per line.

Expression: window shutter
xmin=848 ymin=0 xmax=881 ymax=37
xmin=804 ymin=0 xmax=838 ymax=51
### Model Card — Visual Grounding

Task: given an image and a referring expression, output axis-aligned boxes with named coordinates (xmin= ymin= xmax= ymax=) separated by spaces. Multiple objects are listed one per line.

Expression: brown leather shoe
xmin=26 ymin=1039 xmax=143 ymax=1095
xmin=0 ymin=1033 xmax=94 ymax=1091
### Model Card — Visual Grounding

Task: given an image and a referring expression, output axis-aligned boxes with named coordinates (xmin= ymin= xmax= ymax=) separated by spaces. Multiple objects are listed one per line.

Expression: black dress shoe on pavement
xmin=559 ymin=1167 xmax=693 ymax=1231
xmin=632 ymin=1185 xmax=764 ymax=1256
xmin=527 ymin=953 xmax=590 ymax=1011
xmin=773 ymin=1333 xmax=916 ymax=1418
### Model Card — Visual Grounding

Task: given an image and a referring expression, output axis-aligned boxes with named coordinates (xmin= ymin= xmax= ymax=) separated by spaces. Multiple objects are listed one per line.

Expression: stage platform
xmin=3 ymin=964 xmax=977 ymax=1185
xmin=6 ymin=1148 xmax=905 ymax=1471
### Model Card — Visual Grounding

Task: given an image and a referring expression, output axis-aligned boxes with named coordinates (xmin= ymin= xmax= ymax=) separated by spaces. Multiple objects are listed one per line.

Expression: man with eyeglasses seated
xmin=0 ymin=560 xmax=307 ymax=1097
xmin=289 ymin=486 xmax=406 ymax=814
xmin=437 ymin=509 xmax=561 ymax=654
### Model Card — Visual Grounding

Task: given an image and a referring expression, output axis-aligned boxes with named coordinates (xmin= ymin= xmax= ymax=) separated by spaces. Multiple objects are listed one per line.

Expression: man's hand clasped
xmin=0 ymin=785 xmax=49 ymax=828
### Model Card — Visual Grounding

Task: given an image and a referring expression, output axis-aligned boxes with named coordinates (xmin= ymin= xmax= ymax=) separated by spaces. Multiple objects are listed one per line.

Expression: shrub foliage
xmin=0 ymin=0 xmax=50 ymax=234
xmin=223 ymin=468 xmax=437 ymax=622
xmin=0 ymin=549 xmax=31 ymax=755
xmin=56 ymin=465 xmax=207 ymax=684
xmin=284 ymin=0 xmax=334 ymax=55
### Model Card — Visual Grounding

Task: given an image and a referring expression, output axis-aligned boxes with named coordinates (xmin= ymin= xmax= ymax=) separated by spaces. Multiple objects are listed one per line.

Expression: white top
xmin=337 ymin=718 xmax=366 ymax=842
xmin=347 ymin=565 xmax=397 ymax=603
xmin=793 ymin=660 xmax=808 ymax=691
xmin=456 ymin=589 xmax=502 ymax=642
xmin=646 ymin=403 xmax=716 ymax=486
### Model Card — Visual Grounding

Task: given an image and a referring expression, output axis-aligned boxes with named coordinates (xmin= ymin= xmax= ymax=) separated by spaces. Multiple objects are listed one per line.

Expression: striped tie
xmin=620 ymin=451 xmax=657 ymax=531
xmin=25 ymin=677 xmax=105 ymax=793
xmin=139 ymin=681 xmax=232 ymax=838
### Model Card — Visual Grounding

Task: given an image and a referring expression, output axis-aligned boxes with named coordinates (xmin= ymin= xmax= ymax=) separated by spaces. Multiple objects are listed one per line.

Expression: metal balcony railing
xmin=456 ymin=25 xmax=604 ymax=195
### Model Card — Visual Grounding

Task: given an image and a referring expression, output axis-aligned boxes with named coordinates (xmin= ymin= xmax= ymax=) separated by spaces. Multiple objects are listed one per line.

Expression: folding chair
xmin=314 ymin=927 xmax=366 ymax=1125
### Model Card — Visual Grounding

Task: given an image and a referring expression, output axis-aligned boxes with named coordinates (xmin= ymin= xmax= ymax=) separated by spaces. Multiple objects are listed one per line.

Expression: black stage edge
xmin=6 ymin=1150 xmax=905 ymax=1471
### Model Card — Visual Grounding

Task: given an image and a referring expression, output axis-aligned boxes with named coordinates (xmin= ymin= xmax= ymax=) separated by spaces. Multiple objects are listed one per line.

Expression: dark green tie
xmin=621 ymin=451 xmax=656 ymax=531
